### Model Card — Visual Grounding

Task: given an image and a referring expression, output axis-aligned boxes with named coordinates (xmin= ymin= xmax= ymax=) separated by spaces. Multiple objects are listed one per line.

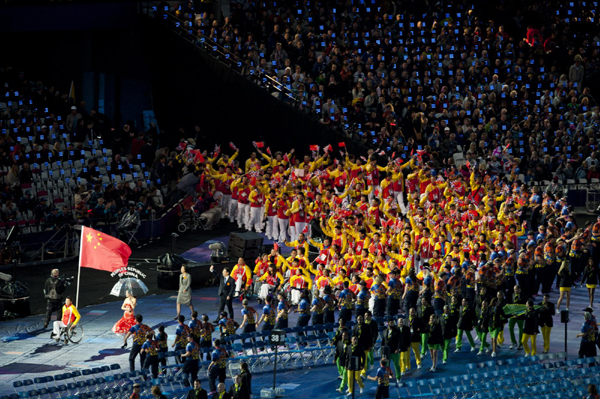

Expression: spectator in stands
xmin=131 ymin=132 xmax=146 ymax=158
xmin=270 ymin=43 xmax=288 ymax=69
xmin=18 ymin=190 xmax=34 ymax=213
xmin=148 ymin=186 xmax=165 ymax=209
xmin=18 ymin=162 xmax=33 ymax=184
xmin=154 ymin=155 xmax=167 ymax=183
xmin=34 ymin=198 xmax=49 ymax=220
xmin=2 ymin=199 xmax=18 ymax=222
xmin=66 ymin=106 xmax=82 ymax=136
xmin=45 ymin=207 xmax=61 ymax=229
xmin=5 ymin=164 xmax=19 ymax=190
xmin=570 ymin=55 xmax=585 ymax=92
xmin=93 ymin=198 xmax=106 ymax=220
xmin=112 ymin=153 xmax=131 ymax=175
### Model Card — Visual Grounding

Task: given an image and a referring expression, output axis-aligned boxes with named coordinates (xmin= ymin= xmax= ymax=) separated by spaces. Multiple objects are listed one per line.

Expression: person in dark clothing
xmin=522 ymin=299 xmax=539 ymax=357
xmin=382 ymin=318 xmax=401 ymax=379
xmin=335 ymin=331 xmax=350 ymax=386
xmin=408 ymin=307 xmax=423 ymax=369
xmin=509 ymin=285 xmax=526 ymax=350
xmin=240 ymin=362 xmax=252 ymax=398
xmin=43 ymin=268 xmax=66 ymax=329
xmin=419 ymin=297 xmax=434 ymax=356
xmin=426 ymin=314 xmax=443 ymax=372
xmin=582 ymin=257 xmax=600 ymax=308
xmin=557 ymin=260 xmax=573 ymax=311
xmin=364 ymin=311 xmax=379 ymax=374
xmin=441 ymin=304 xmax=458 ymax=364
xmin=344 ymin=335 xmax=366 ymax=395
xmin=488 ymin=298 xmax=504 ymax=357
xmin=398 ymin=317 xmax=411 ymax=375
xmin=538 ymin=294 xmax=555 ymax=354
xmin=456 ymin=298 xmax=477 ymax=352
xmin=476 ymin=300 xmax=491 ymax=355
xmin=210 ymin=265 xmax=235 ymax=322
xmin=228 ymin=374 xmax=250 ymax=399
xmin=186 ymin=380 xmax=208 ymax=399
xmin=352 ymin=314 xmax=373 ymax=363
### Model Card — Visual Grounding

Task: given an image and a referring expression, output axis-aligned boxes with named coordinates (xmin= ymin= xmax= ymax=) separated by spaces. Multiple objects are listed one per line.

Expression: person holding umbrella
xmin=112 ymin=290 xmax=137 ymax=335
xmin=176 ymin=265 xmax=195 ymax=320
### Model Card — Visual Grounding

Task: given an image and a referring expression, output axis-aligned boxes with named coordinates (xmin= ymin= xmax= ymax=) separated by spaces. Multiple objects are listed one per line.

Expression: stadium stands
xmin=0 ymin=68 xmax=181 ymax=242
xmin=152 ymin=0 xmax=599 ymax=186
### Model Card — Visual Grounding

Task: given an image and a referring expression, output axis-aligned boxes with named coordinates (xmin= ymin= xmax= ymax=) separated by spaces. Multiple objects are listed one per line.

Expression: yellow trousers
xmin=498 ymin=327 xmax=505 ymax=345
xmin=346 ymin=370 xmax=364 ymax=393
xmin=541 ymin=326 xmax=551 ymax=353
xmin=522 ymin=333 xmax=537 ymax=356
xmin=411 ymin=342 xmax=422 ymax=366
xmin=400 ymin=350 xmax=410 ymax=373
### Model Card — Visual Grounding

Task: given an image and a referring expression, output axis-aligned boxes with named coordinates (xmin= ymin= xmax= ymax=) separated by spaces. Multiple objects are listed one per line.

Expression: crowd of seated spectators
xmin=160 ymin=0 xmax=600 ymax=186
xmin=0 ymin=67 xmax=199 ymax=237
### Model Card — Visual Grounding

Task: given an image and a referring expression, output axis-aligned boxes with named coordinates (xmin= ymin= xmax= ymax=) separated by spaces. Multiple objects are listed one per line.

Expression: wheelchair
xmin=177 ymin=208 xmax=206 ymax=233
xmin=56 ymin=323 xmax=84 ymax=344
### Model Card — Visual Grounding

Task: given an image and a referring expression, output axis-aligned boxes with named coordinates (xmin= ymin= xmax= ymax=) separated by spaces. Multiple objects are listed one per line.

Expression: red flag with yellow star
xmin=80 ymin=226 xmax=132 ymax=272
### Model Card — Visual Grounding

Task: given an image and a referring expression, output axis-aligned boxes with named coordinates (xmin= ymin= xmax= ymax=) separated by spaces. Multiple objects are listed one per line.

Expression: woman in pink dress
xmin=112 ymin=290 xmax=137 ymax=334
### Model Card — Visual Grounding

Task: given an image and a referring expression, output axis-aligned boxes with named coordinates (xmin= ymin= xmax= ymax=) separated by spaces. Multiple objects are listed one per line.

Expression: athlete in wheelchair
xmin=50 ymin=296 xmax=84 ymax=344
xmin=256 ymin=265 xmax=283 ymax=303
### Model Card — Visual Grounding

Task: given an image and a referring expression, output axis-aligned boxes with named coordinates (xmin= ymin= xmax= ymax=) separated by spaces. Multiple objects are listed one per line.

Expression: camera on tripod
xmin=60 ymin=276 xmax=75 ymax=287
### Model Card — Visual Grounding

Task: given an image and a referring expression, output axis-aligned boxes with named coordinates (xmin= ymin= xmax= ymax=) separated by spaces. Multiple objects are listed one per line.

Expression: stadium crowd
xmin=0 ymin=68 xmax=193 ymax=234
xmin=182 ymin=0 xmax=600 ymax=183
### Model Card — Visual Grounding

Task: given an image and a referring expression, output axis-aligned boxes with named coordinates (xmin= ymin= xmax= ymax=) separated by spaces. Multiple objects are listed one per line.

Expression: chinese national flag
xmin=80 ymin=226 xmax=132 ymax=272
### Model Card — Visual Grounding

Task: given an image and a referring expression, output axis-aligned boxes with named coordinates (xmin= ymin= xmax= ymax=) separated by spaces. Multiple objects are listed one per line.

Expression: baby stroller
xmin=177 ymin=208 xmax=204 ymax=233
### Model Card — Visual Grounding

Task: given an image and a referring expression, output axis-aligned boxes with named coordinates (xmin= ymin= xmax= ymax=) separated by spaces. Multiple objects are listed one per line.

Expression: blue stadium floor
xmin=0 ymin=282 xmax=592 ymax=398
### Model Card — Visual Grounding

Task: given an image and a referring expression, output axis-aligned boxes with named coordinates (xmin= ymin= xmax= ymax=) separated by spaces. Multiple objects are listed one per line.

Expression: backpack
xmin=47 ymin=279 xmax=59 ymax=300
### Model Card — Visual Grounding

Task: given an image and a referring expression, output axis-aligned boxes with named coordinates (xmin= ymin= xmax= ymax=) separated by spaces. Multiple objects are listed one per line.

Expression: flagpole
xmin=76 ymin=226 xmax=84 ymax=308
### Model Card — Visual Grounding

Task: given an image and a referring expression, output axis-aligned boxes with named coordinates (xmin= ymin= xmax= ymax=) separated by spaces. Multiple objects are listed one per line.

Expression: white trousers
xmin=293 ymin=222 xmax=307 ymax=241
xmin=266 ymin=216 xmax=279 ymax=240
xmin=228 ymin=200 xmax=238 ymax=223
xmin=290 ymin=289 xmax=301 ymax=305
xmin=221 ymin=194 xmax=231 ymax=218
xmin=277 ymin=218 xmax=289 ymax=242
xmin=249 ymin=207 xmax=263 ymax=232
xmin=53 ymin=320 xmax=67 ymax=336
xmin=395 ymin=191 xmax=407 ymax=215
xmin=237 ymin=203 xmax=250 ymax=228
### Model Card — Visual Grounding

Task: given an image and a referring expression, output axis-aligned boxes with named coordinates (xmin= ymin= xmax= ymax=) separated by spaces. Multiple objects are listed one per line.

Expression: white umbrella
xmin=110 ymin=278 xmax=149 ymax=297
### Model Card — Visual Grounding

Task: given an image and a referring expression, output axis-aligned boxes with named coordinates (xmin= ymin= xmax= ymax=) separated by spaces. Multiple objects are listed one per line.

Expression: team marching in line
xmin=166 ymin=142 xmax=600 ymax=397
